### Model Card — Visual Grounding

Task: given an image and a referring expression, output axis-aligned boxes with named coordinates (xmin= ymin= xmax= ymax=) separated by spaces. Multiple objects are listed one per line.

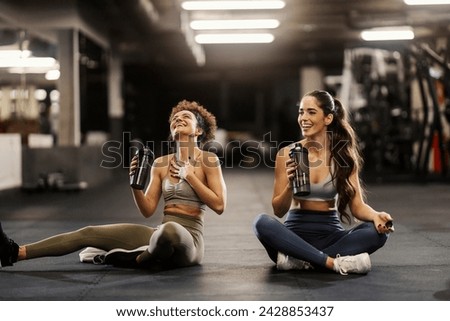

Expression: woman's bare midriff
xmin=164 ymin=203 xmax=203 ymax=218
xmin=291 ymin=199 xmax=336 ymax=212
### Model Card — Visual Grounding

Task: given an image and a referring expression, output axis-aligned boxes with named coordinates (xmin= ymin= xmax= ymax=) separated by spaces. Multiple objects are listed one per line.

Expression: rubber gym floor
xmin=0 ymin=167 xmax=449 ymax=301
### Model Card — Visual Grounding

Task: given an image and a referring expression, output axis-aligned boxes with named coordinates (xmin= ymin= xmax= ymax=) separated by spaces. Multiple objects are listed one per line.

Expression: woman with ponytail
xmin=253 ymin=90 xmax=393 ymax=275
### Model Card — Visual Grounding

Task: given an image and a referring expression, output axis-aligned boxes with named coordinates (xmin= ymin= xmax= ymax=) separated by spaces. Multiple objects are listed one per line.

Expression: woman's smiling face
xmin=298 ymin=96 xmax=333 ymax=138
xmin=170 ymin=110 xmax=199 ymax=139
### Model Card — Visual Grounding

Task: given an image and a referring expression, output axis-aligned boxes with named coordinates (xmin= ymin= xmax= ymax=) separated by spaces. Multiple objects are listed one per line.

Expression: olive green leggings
xmin=25 ymin=214 xmax=204 ymax=267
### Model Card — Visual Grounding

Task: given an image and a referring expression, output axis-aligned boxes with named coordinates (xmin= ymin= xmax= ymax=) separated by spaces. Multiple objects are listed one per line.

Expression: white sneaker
xmin=79 ymin=247 xmax=107 ymax=264
xmin=276 ymin=252 xmax=314 ymax=271
xmin=333 ymin=252 xmax=371 ymax=275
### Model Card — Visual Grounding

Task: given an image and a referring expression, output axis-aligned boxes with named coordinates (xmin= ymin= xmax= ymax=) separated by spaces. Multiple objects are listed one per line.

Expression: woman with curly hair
xmin=253 ymin=90 xmax=393 ymax=275
xmin=0 ymin=100 xmax=226 ymax=269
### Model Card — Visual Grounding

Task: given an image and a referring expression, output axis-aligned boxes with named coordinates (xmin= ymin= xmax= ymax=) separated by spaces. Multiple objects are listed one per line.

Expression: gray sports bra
xmin=162 ymin=177 xmax=206 ymax=211
xmin=295 ymin=170 xmax=338 ymax=202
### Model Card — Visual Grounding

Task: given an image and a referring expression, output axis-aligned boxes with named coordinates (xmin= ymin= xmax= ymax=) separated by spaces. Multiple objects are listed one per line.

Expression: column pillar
xmin=299 ymin=66 xmax=324 ymax=98
xmin=57 ymin=29 xmax=80 ymax=146
xmin=108 ymin=52 xmax=124 ymax=142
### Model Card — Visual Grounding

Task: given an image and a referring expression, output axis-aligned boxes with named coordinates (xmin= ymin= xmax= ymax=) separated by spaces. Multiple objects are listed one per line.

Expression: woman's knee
xmin=253 ymin=213 xmax=269 ymax=232
xmin=253 ymin=213 xmax=280 ymax=237
xmin=157 ymin=222 xmax=184 ymax=244
xmin=361 ymin=222 xmax=389 ymax=248
xmin=76 ymin=225 xmax=98 ymax=238
xmin=255 ymin=212 xmax=276 ymax=225
xmin=369 ymin=223 xmax=389 ymax=242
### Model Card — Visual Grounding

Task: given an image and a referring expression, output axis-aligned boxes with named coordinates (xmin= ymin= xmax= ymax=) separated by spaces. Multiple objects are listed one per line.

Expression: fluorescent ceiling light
xmin=8 ymin=67 xmax=53 ymax=74
xmin=0 ymin=50 xmax=31 ymax=59
xmin=190 ymin=19 xmax=280 ymax=30
xmin=0 ymin=57 xmax=57 ymax=68
xmin=361 ymin=27 xmax=415 ymax=41
xmin=182 ymin=1 xmax=285 ymax=10
xmin=195 ymin=33 xmax=275 ymax=44
xmin=404 ymin=0 xmax=450 ymax=5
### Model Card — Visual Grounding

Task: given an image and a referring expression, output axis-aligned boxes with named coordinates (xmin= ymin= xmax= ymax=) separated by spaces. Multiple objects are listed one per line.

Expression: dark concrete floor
xmin=0 ymin=167 xmax=449 ymax=301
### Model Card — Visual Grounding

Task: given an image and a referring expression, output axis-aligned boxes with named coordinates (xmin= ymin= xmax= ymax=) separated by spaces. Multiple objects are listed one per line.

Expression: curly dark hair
xmin=169 ymin=100 xmax=217 ymax=146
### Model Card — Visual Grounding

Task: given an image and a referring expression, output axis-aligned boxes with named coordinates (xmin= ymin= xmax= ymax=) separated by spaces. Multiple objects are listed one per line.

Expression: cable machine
xmin=410 ymin=42 xmax=449 ymax=179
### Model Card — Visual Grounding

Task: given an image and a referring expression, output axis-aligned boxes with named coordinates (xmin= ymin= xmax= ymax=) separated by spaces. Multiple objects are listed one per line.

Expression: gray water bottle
xmin=289 ymin=143 xmax=310 ymax=197
xmin=130 ymin=147 xmax=154 ymax=190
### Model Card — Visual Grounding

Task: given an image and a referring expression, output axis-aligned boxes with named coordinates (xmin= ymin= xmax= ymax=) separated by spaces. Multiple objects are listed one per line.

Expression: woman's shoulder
xmin=200 ymin=150 xmax=219 ymax=158
xmin=199 ymin=150 xmax=220 ymax=167
xmin=154 ymin=154 xmax=172 ymax=162
xmin=152 ymin=154 xmax=172 ymax=170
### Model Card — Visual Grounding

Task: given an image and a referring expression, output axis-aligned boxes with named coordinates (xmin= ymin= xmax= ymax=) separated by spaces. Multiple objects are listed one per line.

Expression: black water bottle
xmin=289 ymin=143 xmax=310 ymax=197
xmin=130 ymin=147 xmax=154 ymax=190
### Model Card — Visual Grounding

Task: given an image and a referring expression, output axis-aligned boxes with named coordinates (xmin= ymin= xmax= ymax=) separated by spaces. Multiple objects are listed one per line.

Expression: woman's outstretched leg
xmin=20 ymin=223 xmax=154 ymax=260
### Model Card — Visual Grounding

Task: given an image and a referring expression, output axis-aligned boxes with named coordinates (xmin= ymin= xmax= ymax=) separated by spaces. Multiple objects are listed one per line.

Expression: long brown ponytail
xmin=303 ymin=90 xmax=364 ymax=223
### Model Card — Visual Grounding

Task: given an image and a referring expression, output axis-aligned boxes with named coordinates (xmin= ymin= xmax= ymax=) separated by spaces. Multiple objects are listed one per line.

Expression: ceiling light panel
xmin=0 ymin=57 xmax=57 ymax=68
xmin=404 ymin=0 xmax=450 ymax=5
xmin=195 ymin=33 xmax=275 ymax=44
xmin=0 ymin=50 xmax=32 ymax=59
xmin=361 ymin=27 xmax=415 ymax=41
xmin=190 ymin=19 xmax=280 ymax=30
xmin=181 ymin=1 xmax=286 ymax=10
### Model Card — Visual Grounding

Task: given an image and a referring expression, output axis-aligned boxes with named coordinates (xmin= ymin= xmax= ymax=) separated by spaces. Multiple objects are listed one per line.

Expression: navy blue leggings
xmin=253 ymin=209 xmax=388 ymax=267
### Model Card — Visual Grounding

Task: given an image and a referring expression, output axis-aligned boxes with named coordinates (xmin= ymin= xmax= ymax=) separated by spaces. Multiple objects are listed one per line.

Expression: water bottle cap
xmin=143 ymin=147 xmax=154 ymax=157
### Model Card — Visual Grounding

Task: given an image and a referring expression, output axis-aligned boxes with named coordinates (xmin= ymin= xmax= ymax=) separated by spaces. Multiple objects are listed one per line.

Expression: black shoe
xmin=0 ymin=222 xmax=19 ymax=267
xmin=104 ymin=246 xmax=147 ymax=268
